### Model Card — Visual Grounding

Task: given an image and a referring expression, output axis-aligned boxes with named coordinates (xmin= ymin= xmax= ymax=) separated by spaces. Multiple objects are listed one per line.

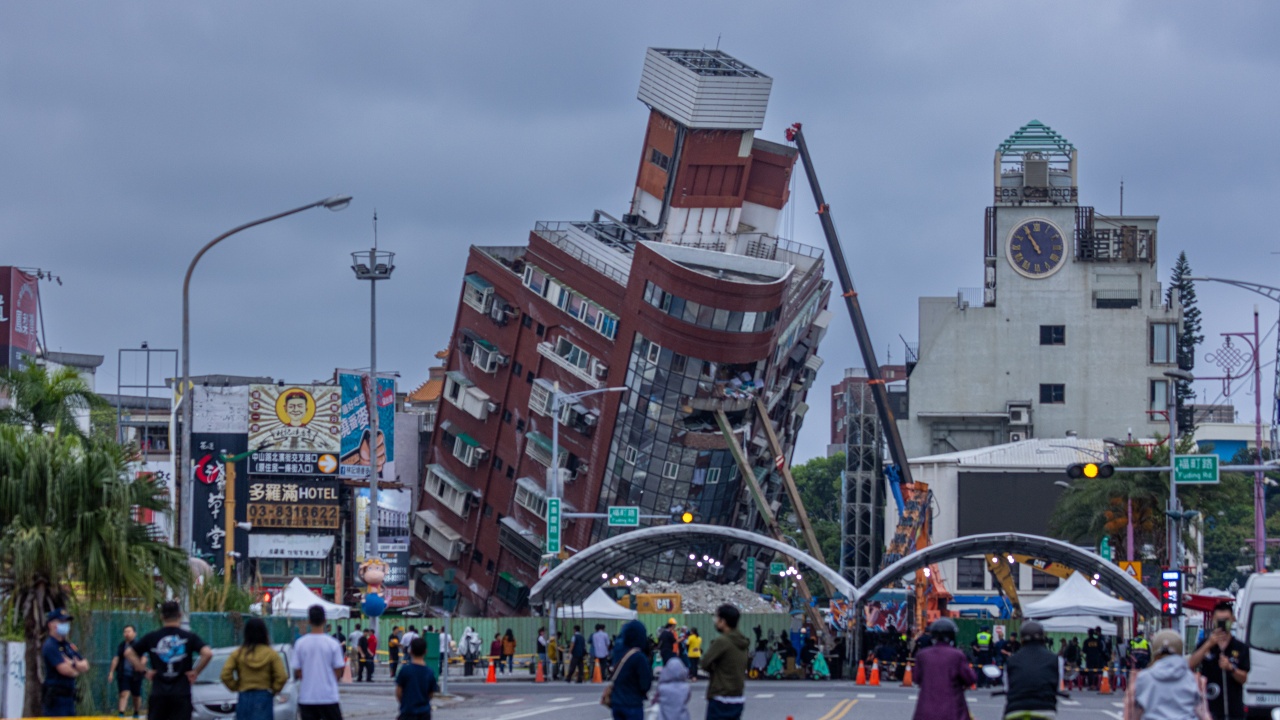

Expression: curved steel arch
xmin=856 ymin=532 xmax=1160 ymax=617
xmin=529 ymin=524 xmax=858 ymax=606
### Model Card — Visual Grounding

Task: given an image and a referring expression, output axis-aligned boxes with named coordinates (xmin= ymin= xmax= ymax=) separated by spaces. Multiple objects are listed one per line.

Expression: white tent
xmin=271 ymin=577 xmax=350 ymax=619
xmin=1038 ymin=615 xmax=1118 ymax=636
xmin=1022 ymin=572 xmax=1133 ymax=619
xmin=555 ymin=588 xmax=638 ymax=620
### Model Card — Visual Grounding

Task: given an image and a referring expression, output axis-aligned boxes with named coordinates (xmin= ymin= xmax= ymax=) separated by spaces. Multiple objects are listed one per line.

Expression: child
xmin=654 ymin=656 xmax=691 ymax=720
xmin=396 ymin=637 xmax=440 ymax=720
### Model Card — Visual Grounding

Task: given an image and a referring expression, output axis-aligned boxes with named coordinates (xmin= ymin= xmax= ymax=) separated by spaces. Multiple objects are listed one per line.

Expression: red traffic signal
xmin=1066 ymin=462 xmax=1115 ymax=480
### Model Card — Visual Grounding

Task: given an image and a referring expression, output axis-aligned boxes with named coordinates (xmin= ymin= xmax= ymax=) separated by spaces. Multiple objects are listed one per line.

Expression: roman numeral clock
xmin=1007 ymin=218 xmax=1066 ymax=279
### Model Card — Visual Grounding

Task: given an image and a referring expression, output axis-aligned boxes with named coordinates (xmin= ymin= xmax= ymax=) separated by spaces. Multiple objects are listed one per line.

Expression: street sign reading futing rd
xmin=608 ymin=506 xmax=640 ymax=527
xmin=546 ymin=498 xmax=562 ymax=553
xmin=1174 ymin=455 xmax=1219 ymax=484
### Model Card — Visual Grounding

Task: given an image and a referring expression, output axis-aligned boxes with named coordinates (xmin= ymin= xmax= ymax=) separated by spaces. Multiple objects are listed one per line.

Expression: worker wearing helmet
xmin=1003 ymin=621 xmax=1059 ymax=720
xmin=911 ymin=619 xmax=976 ymax=720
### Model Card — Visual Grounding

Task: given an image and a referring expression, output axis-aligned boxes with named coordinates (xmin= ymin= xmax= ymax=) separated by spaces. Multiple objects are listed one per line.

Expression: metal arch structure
xmin=857 ymin=532 xmax=1161 ymax=617
xmin=529 ymin=524 xmax=859 ymax=607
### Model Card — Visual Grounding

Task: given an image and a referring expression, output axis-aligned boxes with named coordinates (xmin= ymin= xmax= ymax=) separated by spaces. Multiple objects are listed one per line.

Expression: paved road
xmin=339 ymin=678 xmax=1129 ymax=719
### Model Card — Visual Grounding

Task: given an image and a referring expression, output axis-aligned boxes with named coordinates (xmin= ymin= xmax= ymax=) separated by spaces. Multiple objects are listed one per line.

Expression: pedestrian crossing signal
xmin=1067 ymin=462 xmax=1114 ymax=480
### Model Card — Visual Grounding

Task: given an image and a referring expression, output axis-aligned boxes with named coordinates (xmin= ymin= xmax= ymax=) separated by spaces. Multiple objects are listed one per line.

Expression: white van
xmin=1234 ymin=573 xmax=1280 ymax=720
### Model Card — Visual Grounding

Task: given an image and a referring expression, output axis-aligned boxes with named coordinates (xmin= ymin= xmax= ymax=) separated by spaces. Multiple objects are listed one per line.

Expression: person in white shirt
xmin=294 ymin=605 xmax=346 ymax=720
xmin=346 ymin=623 xmax=363 ymax=679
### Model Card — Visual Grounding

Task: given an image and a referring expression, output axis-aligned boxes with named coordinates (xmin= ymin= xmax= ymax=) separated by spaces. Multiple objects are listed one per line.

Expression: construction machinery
xmin=987 ymin=554 xmax=1077 ymax=616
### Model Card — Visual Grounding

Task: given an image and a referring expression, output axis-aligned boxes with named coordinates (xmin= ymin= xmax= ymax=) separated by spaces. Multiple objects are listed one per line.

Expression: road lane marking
xmin=817 ymin=699 xmax=857 ymax=720
xmin=497 ymin=699 xmax=524 ymax=705
xmin=1061 ymin=699 xmax=1080 ymax=705
xmin=549 ymin=697 xmax=572 ymax=703
xmin=807 ymin=692 xmax=827 ymax=697
xmin=491 ymin=700 xmax=598 ymax=720
xmin=856 ymin=693 xmax=876 ymax=698
xmin=908 ymin=695 xmax=918 ymax=700
xmin=754 ymin=693 xmax=775 ymax=698
xmin=1112 ymin=702 xmax=1125 ymax=707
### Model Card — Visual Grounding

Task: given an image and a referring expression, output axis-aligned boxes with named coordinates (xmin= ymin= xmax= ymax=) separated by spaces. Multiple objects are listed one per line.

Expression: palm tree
xmin=0 ymin=427 xmax=189 ymax=715
xmin=0 ymin=361 xmax=109 ymax=437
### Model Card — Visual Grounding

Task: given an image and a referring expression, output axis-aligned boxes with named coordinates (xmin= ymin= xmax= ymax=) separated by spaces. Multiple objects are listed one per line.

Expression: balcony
xmin=686 ymin=396 xmax=754 ymax=413
xmin=536 ymin=341 xmax=603 ymax=389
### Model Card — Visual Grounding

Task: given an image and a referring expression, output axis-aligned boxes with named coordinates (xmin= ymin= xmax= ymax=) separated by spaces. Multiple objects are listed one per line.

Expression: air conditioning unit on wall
xmin=1009 ymin=407 xmax=1030 ymax=425
xmin=1009 ymin=431 xmax=1025 ymax=443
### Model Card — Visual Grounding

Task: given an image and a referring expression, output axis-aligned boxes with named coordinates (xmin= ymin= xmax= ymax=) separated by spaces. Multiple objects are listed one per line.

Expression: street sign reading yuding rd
xmin=1174 ymin=455 xmax=1219 ymax=484
xmin=608 ymin=506 xmax=640 ymax=527
xmin=545 ymin=498 xmax=562 ymax=553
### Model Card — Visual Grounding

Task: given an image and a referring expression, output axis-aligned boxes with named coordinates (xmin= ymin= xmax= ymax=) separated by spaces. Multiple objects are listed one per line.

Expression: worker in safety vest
xmin=972 ymin=626 xmax=994 ymax=687
xmin=1128 ymin=630 xmax=1151 ymax=670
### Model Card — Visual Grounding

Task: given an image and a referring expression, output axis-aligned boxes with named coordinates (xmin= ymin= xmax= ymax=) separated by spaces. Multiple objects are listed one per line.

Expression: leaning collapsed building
xmin=412 ymin=48 xmax=831 ymax=615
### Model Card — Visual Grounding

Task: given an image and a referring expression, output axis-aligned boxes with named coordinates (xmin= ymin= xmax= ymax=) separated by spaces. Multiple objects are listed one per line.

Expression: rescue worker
xmin=973 ymin=625 xmax=994 ymax=687
xmin=1003 ymin=621 xmax=1059 ymax=720
xmin=1128 ymin=629 xmax=1150 ymax=670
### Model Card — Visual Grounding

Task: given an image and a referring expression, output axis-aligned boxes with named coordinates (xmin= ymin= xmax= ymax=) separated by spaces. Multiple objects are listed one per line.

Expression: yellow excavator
xmin=986 ymin=554 xmax=1077 ymax=616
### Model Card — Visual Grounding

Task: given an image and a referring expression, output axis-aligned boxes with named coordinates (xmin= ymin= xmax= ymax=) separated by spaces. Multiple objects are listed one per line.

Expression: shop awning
xmin=455 ymin=431 xmax=480 ymax=448
xmin=464 ymin=273 xmax=494 ymax=291
xmin=427 ymin=463 xmax=478 ymax=496
xmin=516 ymin=476 xmax=546 ymax=499
xmin=445 ymin=370 xmax=473 ymax=387
xmin=419 ymin=572 xmax=447 ymax=592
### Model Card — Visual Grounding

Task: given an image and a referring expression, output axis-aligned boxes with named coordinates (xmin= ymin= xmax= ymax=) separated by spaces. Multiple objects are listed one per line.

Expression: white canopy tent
xmin=554 ymin=588 xmax=637 ymax=620
xmin=1022 ymin=572 xmax=1133 ymax=619
xmin=1038 ymin=614 xmax=1119 ymax=636
xmin=271 ymin=577 xmax=350 ymax=619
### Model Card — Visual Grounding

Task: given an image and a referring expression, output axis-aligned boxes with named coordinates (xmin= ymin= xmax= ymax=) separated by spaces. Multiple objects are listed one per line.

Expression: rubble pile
xmin=635 ymin=580 xmax=782 ymax=614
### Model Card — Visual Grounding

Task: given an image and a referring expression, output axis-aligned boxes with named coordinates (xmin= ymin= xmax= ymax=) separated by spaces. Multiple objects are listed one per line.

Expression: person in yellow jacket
xmin=685 ymin=628 xmax=703 ymax=682
xmin=220 ymin=618 xmax=287 ymax=720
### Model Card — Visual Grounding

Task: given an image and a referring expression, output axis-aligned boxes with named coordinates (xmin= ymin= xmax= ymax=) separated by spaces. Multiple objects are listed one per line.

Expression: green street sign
xmin=770 ymin=561 xmax=786 ymax=576
xmin=1174 ymin=455 xmax=1219 ymax=485
xmin=746 ymin=557 xmax=756 ymax=588
xmin=608 ymin=506 xmax=640 ymax=527
xmin=1099 ymin=535 xmax=1113 ymax=562
xmin=546 ymin=497 xmax=562 ymax=553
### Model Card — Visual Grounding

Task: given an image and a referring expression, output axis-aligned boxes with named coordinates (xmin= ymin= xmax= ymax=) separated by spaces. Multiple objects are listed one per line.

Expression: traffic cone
xmin=869 ymin=661 xmax=881 ymax=687
xmin=1058 ymin=675 xmax=1066 ymax=693
xmin=592 ymin=660 xmax=604 ymax=683
xmin=341 ymin=662 xmax=352 ymax=684
xmin=535 ymin=658 xmax=545 ymax=683
xmin=1099 ymin=670 xmax=1112 ymax=695
xmin=901 ymin=662 xmax=913 ymax=688
xmin=855 ymin=661 xmax=867 ymax=685
xmin=486 ymin=659 xmax=497 ymax=684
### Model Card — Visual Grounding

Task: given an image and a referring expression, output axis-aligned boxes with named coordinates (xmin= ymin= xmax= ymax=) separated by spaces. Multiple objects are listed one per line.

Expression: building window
xmin=502 ymin=409 xmax=512 ymax=423
xmin=512 ymin=361 xmax=523 ymax=376
xmin=472 ymin=549 xmax=484 ymax=565
xmin=462 ymin=274 xmax=494 ymax=314
xmin=516 ymin=419 xmax=526 ymax=432
xmin=293 ymin=559 xmax=323 ymax=578
xmin=1151 ymin=323 xmax=1177 ymax=364
xmin=506 ymin=466 xmax=515 ymax=478
xmin=529 ymin=378 xmax=555 ymax=416
xmin=1150 ymin=379 xmax=1170 ymax=415
xmin=514 ymin=478 xmax=548 ymax=518
xmin=706 ymin=467 xmax=721 ymax=484
xmin=554 ymin=337 xmax=592 ymax=371
xmin=444 ymin=371 xmax=490 ymax=421
xmin=483 ymin=503 xmax=493 ymax=518
xmin=662 ymin=461 xmax=679 ymax=479
xmin=470 ymin=340 xmax=505 ymax=374
xmin=1039 ymin=325 xmax=1065 ymax=346
xmin=1031 ymin=570 xmax=1060 ymax=590
xmin=486 ymin=559 xmax=495 ymax=573
xmin=258 ymin=559 xmax=286 ymax=577
xmin=522 ymin=314 xmax=532 ymax=329
xmin=493 ymin=457 xmax=504 ymax=471
xmin=426 ymin=464 xmax=471 ymax=517
xmin=536 ymin=323 xmax=545 ymax=336
xmin=624 ymin=445 xmax=638 ymax=465
xmin=452 ymin=435 xmax=485 ymax=468
xmin=646 ymin=342 xmax=662 ymax=364
xmin=1039 ymin=384 xmax=1065 ymax=404
xmin=957 ymin=558 xmax=986 ymax=590
xmin=649 ymin=147 xmax=671 ymax=172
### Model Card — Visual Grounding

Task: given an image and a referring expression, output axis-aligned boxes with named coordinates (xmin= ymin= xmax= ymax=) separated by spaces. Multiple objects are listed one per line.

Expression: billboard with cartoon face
xmin=248 ymin=384 xmax=341 ymax=452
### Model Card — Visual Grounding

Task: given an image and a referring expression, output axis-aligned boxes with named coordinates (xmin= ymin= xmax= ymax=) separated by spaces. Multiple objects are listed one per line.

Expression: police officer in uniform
xmin=973 ymin=625 xmax=994 ymax=687
xmin=1128 ymin=630 xmax=1151 ymax=670
xmin=41 ymin=608 xmax=88 ymax=717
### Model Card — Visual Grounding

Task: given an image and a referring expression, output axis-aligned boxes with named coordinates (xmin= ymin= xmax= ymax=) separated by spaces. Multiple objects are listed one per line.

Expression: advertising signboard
xmin=248 ymin=450 xmax=339 ymax=476
xmin=248 ymin=385 xmax=341 ymax=453
xmin=248 ymin=534 xmax=335 ymax=559
xmin=0 ymin=267 xmax=40 ymax=368
xmin=246 ymin=477 xmax=339 ymax=529
xmin=355 ymin=486 xmax=411 ymax=607
xmin=189 ymin=433 xmax=248 ymax=571
xmin=132 ymin=460 xmax=174 ymax=542
xmin=338 ymin=372 xmax=395 ymax=479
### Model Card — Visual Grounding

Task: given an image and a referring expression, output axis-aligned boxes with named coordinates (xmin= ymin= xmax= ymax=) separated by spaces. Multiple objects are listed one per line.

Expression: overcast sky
xmin=3 ymin=2 xmax=1278 ymax=462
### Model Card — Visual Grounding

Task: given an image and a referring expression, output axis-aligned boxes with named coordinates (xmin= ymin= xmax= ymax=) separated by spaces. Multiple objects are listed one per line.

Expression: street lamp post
xmin=179 ymin=195 xmax=351 ymax=597
xmin=351 ymin=244 xmax=395 ymax=561
xmin=1163 ymin=368 xmax=1193 ymax=633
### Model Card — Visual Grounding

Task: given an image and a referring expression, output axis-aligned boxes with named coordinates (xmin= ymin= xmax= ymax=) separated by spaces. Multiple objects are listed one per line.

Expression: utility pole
xmin=350 ymin=220 xmax=394 ymax=561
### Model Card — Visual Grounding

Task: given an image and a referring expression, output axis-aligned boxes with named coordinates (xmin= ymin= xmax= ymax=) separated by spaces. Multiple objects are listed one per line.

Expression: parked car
xmin=191 ymin=644 xmax=296 ymax=720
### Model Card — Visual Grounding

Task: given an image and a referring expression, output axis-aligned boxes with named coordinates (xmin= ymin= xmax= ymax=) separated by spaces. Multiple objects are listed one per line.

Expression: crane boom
xmin=786 ymin=123 xmax=914 ymax=485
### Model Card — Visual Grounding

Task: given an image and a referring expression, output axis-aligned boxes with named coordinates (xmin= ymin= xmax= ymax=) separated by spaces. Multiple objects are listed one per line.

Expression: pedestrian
xmin=1129 ymin=629 xmax=1151 ymax=671
xmin=911 ymin=618 xmax=975 ymax=720
xmin=658 ymin=618 xmax=679 ymax=663
xmin=388 ymin=627 xmax=402 ymax=679
xmin=566 ymin=626 xmax=587 ymax=683
xmin=1189 ymin=601 xmax=1250 ymax=720
xmin=655 ymin=657 xmax=691 ymax=720
xmin=108 ymin=624 xmax=143 ymax=719
xmin=1132 ymin=629 xmax=1201 ymax=720
xmin=603 ymin=620 xmax=652 ymax=720
xmin=536 ymin=627 xmax=549 ymax=677
xmin=438 ymin=625 xmax=453 ymax=677
xmin=685 ymin=629 xmax=702 ymax=681
xmin=366 ymin=627 xmax=379 ymax=676
xmin=547 ymin=633 xmax=562 ymax=680
xmin=357 ymin=633 xmax=374 ymax=682
xmin=460 ymin=626 xmax=481 ymax=677
xmin=396 ymin=637 xmax=440 ymax=720
xmin=1002 ymin=621 xmax=1059 ymax=719
xmin=1083 ymin=628 xmax=1105 ymax=690
xmin=329 ymin=624 xmax=346 ymax=655
xmin=294 ymin=605 xmax=346 ymax=720
xmin=972 ymin=625 xmax=994 ymax=687
xmin=592 ymin=623 xmax=612 ymax=678
xmin=502 ymin=629 xmax=517 ymax=674
xmin=220 ymin=618 xmax=287 ymax=720
xmin=700 ymin=604 xmax=750 ymax=720
xmin=347 ymin=623 xmax=364 ymax=679
xmin=490 ymin=634 xmax=504 ymax=674
xmin=40 ymin=608 xmax=88 ymax=717
xmin=126 ymin=600 xmax=212 ymax=720
xmin=401 ymin=626 xmax=419 ymax=650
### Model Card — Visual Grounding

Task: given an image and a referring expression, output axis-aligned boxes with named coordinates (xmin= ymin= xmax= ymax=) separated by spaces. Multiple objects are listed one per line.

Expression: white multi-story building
xmin=900 ymin=121 xmax=1182 ymax=457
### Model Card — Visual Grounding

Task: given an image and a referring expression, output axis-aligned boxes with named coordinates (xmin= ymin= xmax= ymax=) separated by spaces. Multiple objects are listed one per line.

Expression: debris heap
xmin=634 ymin=580 xmax=783 ymax=614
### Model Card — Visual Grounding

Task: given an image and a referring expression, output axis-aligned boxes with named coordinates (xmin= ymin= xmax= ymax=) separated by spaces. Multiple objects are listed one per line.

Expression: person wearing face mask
xmin=41 ymin=608 xmax=89 ymax=717
xmin=1189 ymin=602 xmax=1250 ymax=720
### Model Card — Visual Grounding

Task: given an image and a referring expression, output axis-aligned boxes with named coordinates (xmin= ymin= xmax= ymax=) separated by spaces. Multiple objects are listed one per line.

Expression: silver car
xmin=191 ymin=644 xmax=297 ymax=720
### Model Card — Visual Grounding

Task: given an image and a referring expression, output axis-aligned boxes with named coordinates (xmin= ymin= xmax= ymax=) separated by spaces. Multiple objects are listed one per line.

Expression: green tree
xmin=1051 ymin=443 xmax=1172 ymax=562
xmin=0 ymin=362 xmax=110 ymax=437
xmin=782 ymin=453 xmax=845 ymax=568
xmin=1167 ymin=252 xmax=1204 ymax=434
xmin=0 ymin=428 xmax=189 ymax=715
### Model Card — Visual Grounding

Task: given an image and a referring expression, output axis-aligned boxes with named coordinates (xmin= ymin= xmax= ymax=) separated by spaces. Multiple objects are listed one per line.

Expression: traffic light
xmin=680 ymin=511 xmax=695 ymax=523
xmin=1159 ymin=569 xmax=1182 ymax=617
xmin=1066 ymin=462 xmax=1115 ymax=480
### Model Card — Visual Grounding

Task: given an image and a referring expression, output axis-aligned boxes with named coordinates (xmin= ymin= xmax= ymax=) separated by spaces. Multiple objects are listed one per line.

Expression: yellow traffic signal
xmin=681 ymin=512 xmax=694 ymax=523
xmin=1083 ymin=463 xmax=1100 ymax=478
xmin=1066 ymin=462 xmax=1115 ymax=480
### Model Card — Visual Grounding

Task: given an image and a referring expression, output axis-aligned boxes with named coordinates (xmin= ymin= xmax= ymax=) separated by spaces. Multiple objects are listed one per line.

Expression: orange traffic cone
xmin=855 ymin=661 xmax=867 ymax=685
xmin=901 ymin=662 xmax=913 ymax=688
xmin=869 ymin=661 xmax=881 ymax=687
xmin=486 ymin=659 xmax=497 ymax=684
xmin=535 ymin=658 xmax=545 ymax=683
xmin=341 ymin=662 xmax=352 ymax=684
xmin=1099 ymin=670 xmax=1112 ymax=695
xmin=592 ymin=660 xmax=604 ymax=683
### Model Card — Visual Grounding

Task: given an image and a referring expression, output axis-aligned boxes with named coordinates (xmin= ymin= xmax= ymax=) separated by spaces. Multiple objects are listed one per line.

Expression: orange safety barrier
xmin=854 ymin=660 xmax=867 ymax=685
xmin=869 ymin=661 xmax=881 ymax=687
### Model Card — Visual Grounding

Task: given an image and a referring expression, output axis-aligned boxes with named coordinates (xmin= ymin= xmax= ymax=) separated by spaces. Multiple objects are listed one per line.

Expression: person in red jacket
xmin=912 ymin=618 xmax=976 ymax=720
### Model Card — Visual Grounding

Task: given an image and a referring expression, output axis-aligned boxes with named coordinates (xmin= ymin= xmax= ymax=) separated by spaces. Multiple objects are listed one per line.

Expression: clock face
xmin=1007 ymin=218 xmax=1067 ymax=278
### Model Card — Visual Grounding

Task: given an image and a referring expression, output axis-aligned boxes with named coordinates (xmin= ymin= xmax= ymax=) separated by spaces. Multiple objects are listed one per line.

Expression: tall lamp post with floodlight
xmin=179 ymin=195 xmax=351 ymax=593
xmin=351 ymin=242 xmax=395 ymax=562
